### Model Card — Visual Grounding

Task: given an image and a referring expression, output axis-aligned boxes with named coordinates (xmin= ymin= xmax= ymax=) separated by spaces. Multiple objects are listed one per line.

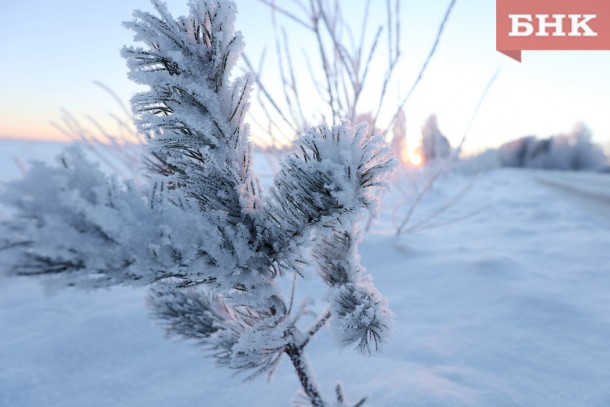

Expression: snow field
xmin=1 ymin=142 xmax=610 ymax=406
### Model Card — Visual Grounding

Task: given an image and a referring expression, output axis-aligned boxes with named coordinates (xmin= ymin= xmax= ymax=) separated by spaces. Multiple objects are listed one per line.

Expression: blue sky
xmin=1 ymin=0 xmax=609 ymax=153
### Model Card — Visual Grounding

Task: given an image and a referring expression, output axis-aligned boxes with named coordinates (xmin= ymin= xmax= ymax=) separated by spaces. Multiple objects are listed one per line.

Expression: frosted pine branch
xmin=0 ymin=1 xmax=398 ymax=405
xmin=122 ymin=0 xmax=258 ymax=223
xmin=258 ymin=123 xmax=396 ymax=277
xmin=149 ymin=286 xmax=287 ymax=378
xmin=313 ymin=230 xmax=393 ymax=354
xmin=331 ymin=282 xmax=392 ymax=354
xmin=0 ymin=147 xmax=226 ymax=289
xmin=121 ymin=0 xmax=280 ymax=305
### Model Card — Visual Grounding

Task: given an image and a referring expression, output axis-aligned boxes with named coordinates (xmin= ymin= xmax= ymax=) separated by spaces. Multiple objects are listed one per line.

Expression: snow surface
xmin=1 ymin=141 xmax=610 ymax=406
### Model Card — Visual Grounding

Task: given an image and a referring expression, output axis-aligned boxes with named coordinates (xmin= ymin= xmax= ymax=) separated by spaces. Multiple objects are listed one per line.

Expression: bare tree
xmin=248 ymin=0 xmax=457 ymax=152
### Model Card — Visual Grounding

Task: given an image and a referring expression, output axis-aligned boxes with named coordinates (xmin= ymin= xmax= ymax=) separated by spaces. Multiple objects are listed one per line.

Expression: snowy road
xmin=530 ymin=170 xmax=610 ymax=223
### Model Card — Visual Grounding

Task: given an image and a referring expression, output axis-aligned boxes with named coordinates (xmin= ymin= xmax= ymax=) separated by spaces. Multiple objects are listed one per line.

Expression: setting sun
xmin=410 ymin=151 xmax=423 ymax=166
xmin=400 ymin=147 xmax=424 ymax=167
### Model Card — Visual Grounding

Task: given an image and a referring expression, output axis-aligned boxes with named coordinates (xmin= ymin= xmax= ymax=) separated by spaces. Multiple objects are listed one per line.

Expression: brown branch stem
xmin=285 ymin=344 xmax=327 ymax=407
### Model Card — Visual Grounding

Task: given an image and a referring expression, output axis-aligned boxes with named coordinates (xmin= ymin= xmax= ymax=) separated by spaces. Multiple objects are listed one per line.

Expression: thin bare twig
xmin=404 ymin=204 xmax=491 ymax=233
xmin=258 ymin=0 xmax=313 ymax=30
xmin=300 ymin=307 xmax=332 ymax=349
xmin=243 ymin=53 xmax=299 ymax=135
xmin=454 ymin=68 xmax=501 ymax=156
xmin=394 ymin=66 xmax=499 ymax=236
xmin=311 ymin=0 xmax=339 ymax=123
xmin=383 ymin=0 xmax=457 ymax=137
xmin=395 ymin=167 xmax=445 ymax=235
xmin=398 ymin=174 xmax=478 ymax=234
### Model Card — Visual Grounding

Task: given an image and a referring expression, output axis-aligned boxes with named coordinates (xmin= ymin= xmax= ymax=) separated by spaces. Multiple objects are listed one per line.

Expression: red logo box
xmin=497 ymin=0 xmax=610 ymax=62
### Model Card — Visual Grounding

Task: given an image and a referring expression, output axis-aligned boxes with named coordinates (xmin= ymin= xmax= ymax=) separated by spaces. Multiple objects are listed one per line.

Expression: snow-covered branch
xmin=0 ymin=1 xmax=397 ymax=405
xmin=123 ymin=0 xmax=258 ymax=224
xmin=258 ymin=123 xmax=396 ymax=277
xmin=313 ymin=230 xmax=393 ymax=355
xmin=0 ymin=147 xmax=241 ymax=290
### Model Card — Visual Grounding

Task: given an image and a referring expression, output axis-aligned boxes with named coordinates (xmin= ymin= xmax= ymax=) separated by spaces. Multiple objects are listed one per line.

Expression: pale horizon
xmin=2 ymin=0 xmax=610 ymax=153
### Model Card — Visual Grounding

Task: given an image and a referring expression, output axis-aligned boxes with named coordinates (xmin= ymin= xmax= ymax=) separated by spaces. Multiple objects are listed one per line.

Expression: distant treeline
xmin=497 ymin=124 xmax=607 ymax=171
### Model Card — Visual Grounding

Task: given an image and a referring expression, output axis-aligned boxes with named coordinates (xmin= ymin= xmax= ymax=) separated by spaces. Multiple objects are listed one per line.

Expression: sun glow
xmin=410 ymin=150 xmax=423 ymax=166
xmin=400 ymin=147 xmax=423 ymax=167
